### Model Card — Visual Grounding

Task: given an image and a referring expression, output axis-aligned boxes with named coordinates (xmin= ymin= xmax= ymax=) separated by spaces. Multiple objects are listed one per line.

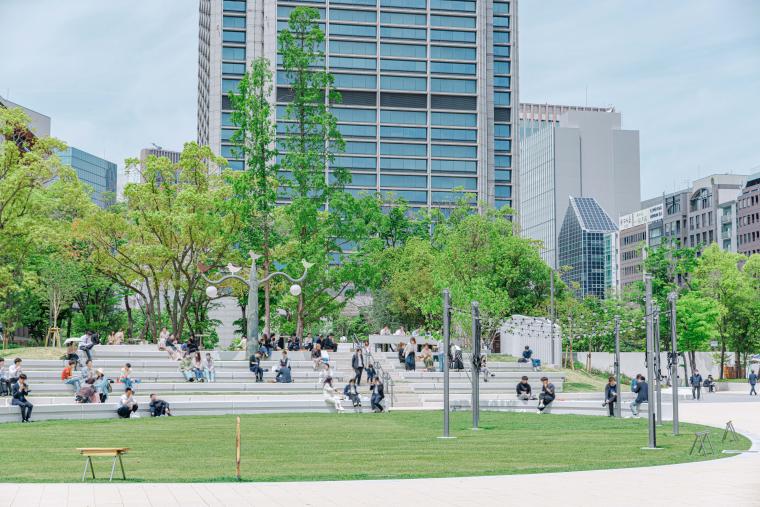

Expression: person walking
xmin=749 ymin=370 xmax=758 ymax=396
xmin=630 ymin=374 xmax=648 ymax=418
xmin=352 ymin=348 xmax=365 ymax=386
xmin=603 ymin=376 xmax=618 ymax=417
xmin=11 ymin=374 xmax=33 ymax=422
xmin=370 ymin=377 xmax=385 ymax=413
xmin=690 ymin=370 xmax=703 ymax=400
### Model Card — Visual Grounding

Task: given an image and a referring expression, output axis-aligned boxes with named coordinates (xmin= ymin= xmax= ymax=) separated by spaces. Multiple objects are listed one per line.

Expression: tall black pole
xmin=614 ymin=316 xmax=622 ymax=418
xmin=644 ymin=275 xmax=657 ymax=448
xmin=669 ymin=292 xmax=680 ymax=435
xmin=441 ymin=289 xmax=453 ymax=439
xmin=654 ymin=309 xmax=663 ymax=425
xmin=550 ymin=269 xmax=556 ymax=365
xmin=471 ymin=301 xmax=480 ymax=430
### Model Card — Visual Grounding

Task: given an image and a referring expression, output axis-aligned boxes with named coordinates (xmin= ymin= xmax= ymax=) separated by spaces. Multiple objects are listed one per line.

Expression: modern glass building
xmin=57 ymin=147 xmax=117 ymax=208
xmin=198 ymin=0 xmax=517 ymax=212
xmin=557 ymin=196 xmax=619 ymax=299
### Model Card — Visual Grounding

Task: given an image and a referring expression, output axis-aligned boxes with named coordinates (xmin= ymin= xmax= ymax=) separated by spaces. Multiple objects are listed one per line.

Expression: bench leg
xmin=109 ymin=457 xmax=117 ymax=482
xmin=118 ymin=454 xmax=126 ymax=480
xmin=81 ymin=457 xmax=89 ymax=482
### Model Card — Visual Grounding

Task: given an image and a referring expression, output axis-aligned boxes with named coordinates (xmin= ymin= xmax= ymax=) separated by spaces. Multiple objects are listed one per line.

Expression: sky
xmin=1 ymin=1 xmax=759 ymax=200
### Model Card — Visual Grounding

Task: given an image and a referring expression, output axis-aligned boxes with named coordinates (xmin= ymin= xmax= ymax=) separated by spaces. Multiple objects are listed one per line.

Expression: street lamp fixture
xmin=200 ymin=251 xmax=313 ymax=358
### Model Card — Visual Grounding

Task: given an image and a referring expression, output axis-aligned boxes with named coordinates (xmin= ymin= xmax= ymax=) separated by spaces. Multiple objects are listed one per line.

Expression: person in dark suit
xmin=11 ymin=374 xmax=33 ymax=422
xmin=343 ymin=378 xmax=361 ymax=407
xmin=249 ymin=352 xmax=264 ymax=382
xmin=370 ymin=377 xmax=385 ymax=413
xmin=352 ymin=348 xmax=365 ymax=386
xmin=603 ymin=376 xmax=618 ymax=417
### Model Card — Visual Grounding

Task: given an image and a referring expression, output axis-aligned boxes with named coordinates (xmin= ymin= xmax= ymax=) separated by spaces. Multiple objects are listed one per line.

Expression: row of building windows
xmin=689 ymin=211 xmax=713 ymax=230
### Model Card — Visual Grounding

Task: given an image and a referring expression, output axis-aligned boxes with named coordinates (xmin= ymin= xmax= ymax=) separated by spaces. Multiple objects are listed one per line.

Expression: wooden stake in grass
xmin=236 ymin=416 xmax=241 ymax=481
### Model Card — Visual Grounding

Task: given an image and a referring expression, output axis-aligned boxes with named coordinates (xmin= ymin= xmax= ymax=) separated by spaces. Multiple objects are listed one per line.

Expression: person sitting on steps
xmin=537 ymin=376 xmax=555 ymax=413
xmin=343 ymin=378 xmax=361 ymax=408
xmin=117 ymin=387 xmax=139 ymax=418
xmin=516 ymin=376 xmax=532 ymax=400
xmin=630 ymin=374 xmax=648 ymax=418
xmin=518 ymin=345 xmax=533 ymax=363
xmin=149 ymin=393 xmax=172 ymax=417
xmin=370 ymin=377 xmax=385 ymax=413
xmin=249 ymin=351 xmax=264 ymax=382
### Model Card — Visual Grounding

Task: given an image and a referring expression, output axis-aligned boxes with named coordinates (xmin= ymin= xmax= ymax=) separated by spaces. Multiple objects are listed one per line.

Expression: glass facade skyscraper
xmin=198 ymin=0 xmax=517 ymax=212
xmin=57 ymin=147 xmax=117 ymax=208
xmin=557 ymin=196 xmax=619 ymax=299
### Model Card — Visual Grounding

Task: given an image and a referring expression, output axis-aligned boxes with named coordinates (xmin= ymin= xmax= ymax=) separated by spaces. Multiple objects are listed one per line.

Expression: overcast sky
xmin=1 ymin=1 xmax=758 ymax=200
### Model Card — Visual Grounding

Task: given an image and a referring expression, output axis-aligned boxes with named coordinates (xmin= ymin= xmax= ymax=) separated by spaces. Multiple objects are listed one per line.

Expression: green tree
xmin=37 ymin=255 xmax=82 ymax=340
xmin=692 ymin=244 xmax=749 ymax=378
xmin=77 ymin=143 xmax=241 ymax=342
xmin=676 ymin=291 xmax=721 ymax=374
xmin=277 ymin=7 xmax=346 ymax=337
xmin=228 ymin=57 xmax=280 ymax=335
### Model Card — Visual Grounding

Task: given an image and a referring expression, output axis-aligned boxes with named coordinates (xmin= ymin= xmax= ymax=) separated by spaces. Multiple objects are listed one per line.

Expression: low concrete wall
xmin=574 ymin=351 xmax=740 ymax=380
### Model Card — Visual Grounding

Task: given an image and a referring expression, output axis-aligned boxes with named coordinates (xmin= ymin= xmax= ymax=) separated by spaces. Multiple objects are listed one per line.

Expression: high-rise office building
xmin=57 ymin=147 xmax=117 ymax=208
xmin=518 ymin=102 xmax=613 ymax=140
xmin=0 ymin=96 xmax=51 ymax=139
xmin=519 ymin=108 xmax=640 ymax=268
xmin=557 ymin=196 xmax=619 ymax=299
xmin=198 ymin=0 xmax=517 ymax=212
xmin=617 ymin=203 xmax=663 ymax=292
xmin=138 ymin=147 xmax=182 ymax=183
xmin=737 ymin=171 xmax=760 ymax=256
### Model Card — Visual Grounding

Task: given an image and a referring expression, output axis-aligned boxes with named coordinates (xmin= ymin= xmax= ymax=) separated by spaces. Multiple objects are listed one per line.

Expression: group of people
xmin=515 ymin=375 xmax=556 ymax=413
xmin=0 ymin=357 xmax=33 ymax=422
xmin=322 ymin=374 xmax=385 ymax=413
xmin=61 ymin=358 xmax=112 ymax=404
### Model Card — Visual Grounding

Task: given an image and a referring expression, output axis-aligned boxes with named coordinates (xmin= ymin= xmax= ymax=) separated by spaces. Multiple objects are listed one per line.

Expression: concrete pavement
xmin=1 ymin=399 xmax=759 ymax=507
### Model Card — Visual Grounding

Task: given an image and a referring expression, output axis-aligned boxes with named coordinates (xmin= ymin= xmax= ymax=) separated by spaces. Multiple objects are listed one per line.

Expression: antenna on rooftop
xmin=151 ymin=143 xmax=163 ymax=151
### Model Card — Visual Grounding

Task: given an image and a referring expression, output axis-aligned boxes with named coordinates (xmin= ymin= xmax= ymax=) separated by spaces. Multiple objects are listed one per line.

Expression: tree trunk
xmin=263 ymin=259 xmax=271 ymax=336
xmin=124 ymin=294 xmax=134 ymax=340
xmin=688 ymin=350 xmax=697 ymax=378
xmin=719 ymin=340 xmax=726 ymax=380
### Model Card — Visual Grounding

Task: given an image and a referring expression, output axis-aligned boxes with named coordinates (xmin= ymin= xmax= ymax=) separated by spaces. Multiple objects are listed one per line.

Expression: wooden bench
xmin=77 ymin=447 xmax=129 ymax=481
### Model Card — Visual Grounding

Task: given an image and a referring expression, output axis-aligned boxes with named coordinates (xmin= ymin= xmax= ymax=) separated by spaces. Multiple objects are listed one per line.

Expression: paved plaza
xmin=1 ymin=398 xmax=758 ymax=507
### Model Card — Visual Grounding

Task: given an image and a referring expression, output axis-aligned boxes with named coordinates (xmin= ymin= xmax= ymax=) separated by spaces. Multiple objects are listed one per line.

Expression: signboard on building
xmin=619 ymin=204 xmax=663 ymax=230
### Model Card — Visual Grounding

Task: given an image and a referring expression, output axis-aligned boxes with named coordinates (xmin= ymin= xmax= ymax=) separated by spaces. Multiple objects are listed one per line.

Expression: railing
xmin=352 ymin=336 xmax=395 ymax=408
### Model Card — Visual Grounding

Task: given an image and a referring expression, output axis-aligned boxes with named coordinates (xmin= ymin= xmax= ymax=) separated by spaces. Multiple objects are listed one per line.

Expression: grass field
xmin=0 ymin=347 xmax=66 ymax=360
xmin=0 ymin=411 xmax=748 ymax=482
xmin=560 ymin=368 xmax=631 ymax=393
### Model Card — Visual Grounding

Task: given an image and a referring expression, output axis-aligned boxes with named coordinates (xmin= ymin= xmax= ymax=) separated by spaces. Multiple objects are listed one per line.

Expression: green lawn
xmin=0 ymin=346 xmax=66 ymax=360
xmin=555 ymin=368 xmax=631 ymax=393
xmin=0 ymin=411 xmax=748 ymax=482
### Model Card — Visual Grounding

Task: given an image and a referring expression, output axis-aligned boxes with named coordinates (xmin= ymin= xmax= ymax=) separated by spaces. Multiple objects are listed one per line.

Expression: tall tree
xmin=676 ymin=290 xmax=721 ymax=375
xmin=277 ymin=7 xmax=346 ymax=337
xmin=692 ymin=244 xmax=749 ymax=378
xmin=77 ymin=143 xmax=241 ymax=342
xmin=228 ymin=57 xmax=280 ymax=335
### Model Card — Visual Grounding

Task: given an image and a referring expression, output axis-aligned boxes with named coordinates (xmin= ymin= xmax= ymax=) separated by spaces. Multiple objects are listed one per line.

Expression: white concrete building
xmin=519 ymin=109 xmax=640 ymax=268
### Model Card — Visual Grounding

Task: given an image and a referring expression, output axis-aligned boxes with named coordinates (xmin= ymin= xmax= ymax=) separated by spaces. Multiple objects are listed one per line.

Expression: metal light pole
xmin=644 ymin=275 xmax=657 ymax=448
xmin=440 ymin=289 xmax=455 ymax=439
xmin=471 ymin=301 xmax=480 ymax=430
xmin=550 ymin=269 xmax=556 ymax=365
xmin=614 ymin=316 xmax=622 ymax=418
xmin=201 ymin=251 xmax=312 ymax=359
xmin=669 ymin=292 xmax=680 ymax=435
xmin=654 ymin=309 xmax=663 ymax=425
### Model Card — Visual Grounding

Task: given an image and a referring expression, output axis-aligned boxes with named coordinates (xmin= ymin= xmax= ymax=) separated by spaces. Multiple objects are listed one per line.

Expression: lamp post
xmin=644 ymin=275 xmax=657 ymax=449
xmin=201 ymin=251 xmax=313 ymax=359
xmin=614 ymin=316 xmax=622 ymax=418
xmin=668 ymin=291 xmax=680 ymax=435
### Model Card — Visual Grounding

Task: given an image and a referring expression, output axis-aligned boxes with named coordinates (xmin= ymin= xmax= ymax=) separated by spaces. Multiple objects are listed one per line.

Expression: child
xmin=365 ymin=361 xmax=377 ymax=383
xmin=343 ymin=378 xmax=361 ymax=408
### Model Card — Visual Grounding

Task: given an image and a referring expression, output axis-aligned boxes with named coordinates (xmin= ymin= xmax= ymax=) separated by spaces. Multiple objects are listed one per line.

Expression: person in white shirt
xmin=117 ymin=388 xmax=139 ymax=418
xmin=203 ymin=353 xmax=216 ymax=383
xmin=8 ymin=358 xmax=22 ymax=383
xmin=322 ymin=377 xmax=344 ymax=413
xmin=394 ymin=326 xmax=406 ymax=336
xmin=0 ymin=357 xmax=10 ymax=396
xmin=379 ymin=326 xmax=391 ymax=336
